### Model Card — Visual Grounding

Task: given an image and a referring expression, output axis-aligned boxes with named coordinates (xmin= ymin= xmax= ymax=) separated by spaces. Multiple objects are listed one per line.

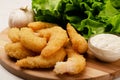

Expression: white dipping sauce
xmin=88 ymin=34 xmax=120 ymax=62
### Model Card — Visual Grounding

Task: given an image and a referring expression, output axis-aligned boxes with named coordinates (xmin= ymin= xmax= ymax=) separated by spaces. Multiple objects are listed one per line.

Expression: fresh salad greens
xmin=32 ymin=0 xmax=120 ymax=39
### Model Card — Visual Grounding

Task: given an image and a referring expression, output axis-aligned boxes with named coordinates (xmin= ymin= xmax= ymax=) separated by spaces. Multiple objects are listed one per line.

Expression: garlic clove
xmin=9 ymin=9 xmax=27 ymax=27
xmin=9 ymin=5 xmax=34 ymax=28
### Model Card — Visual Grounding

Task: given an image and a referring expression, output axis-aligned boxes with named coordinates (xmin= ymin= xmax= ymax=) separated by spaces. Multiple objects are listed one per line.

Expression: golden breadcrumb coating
xmin=67 ymin=23 xmax=88 ymax=54
xmin=5 ymin=42 xmax=35 ymax=59
xmin=16 ymin=48 xmax=66 ymax=68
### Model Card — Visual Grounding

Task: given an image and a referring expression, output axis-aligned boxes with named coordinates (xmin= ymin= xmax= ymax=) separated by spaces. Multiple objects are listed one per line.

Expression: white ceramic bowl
xmin=88 ymin=34 xmax=120 ymax=62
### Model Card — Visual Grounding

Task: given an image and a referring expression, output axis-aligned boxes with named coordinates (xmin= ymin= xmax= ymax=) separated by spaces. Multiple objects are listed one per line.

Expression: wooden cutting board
xmin=0 ymin=28 xmax=120 ymax=80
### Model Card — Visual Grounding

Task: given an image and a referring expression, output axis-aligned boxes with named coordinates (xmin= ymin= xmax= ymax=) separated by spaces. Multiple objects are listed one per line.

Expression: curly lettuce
xmin=32 ymin=0 xmax=120 ymax=39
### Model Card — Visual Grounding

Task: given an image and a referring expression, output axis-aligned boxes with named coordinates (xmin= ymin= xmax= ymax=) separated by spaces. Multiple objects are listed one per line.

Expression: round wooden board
xmin=0 ymin=28 xmax=120 ymax=80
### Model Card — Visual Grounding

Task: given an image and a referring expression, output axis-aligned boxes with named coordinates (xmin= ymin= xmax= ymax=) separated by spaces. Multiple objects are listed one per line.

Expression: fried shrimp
xmin=67 ymin=23 xmax=88 ymax=54
xmin=37 ymin=28 xmax=51 ymax=41
xmin=54 ymin=45 xmax=86 ymax=74
xmin=16 ymin=48 xmax=66 ymax=68
xmin=5 ymin=42 xmax=35 ymax=59
xmin=40 ymin=26 xmax=69 ymax=58
xmin=8 ymin=28 xmax=20 ymax=42
xmin=19 ymin=28 xmax=47 ymax=52
xmin=28 ymin=21 xmax=57 ymax=31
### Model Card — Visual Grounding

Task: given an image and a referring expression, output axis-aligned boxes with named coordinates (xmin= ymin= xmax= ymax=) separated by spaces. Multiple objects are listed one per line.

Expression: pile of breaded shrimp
xmin=5 ymin=22 xmax=88 ymax=75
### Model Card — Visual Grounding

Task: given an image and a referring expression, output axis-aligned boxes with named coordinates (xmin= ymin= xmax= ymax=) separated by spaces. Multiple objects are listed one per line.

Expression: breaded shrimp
xmin=16 ymin=48 xmax=66 ymax=68
xmin=40 ymin=26 xmax=69 ymax=58
xmin=28 ymin=21 xmax=57 ymax=31
xmin=38 ymin=27 xmax=69 ymax=46
xmin=8 ymin=28 xmax=20 ymax=42
xmin=54 ymin=44 xmax=86 ymax=74
xmin=5 ymin=42 xmax=35 ymax=59
xmin=67 ymin=23 xmax=88 ymax=54
xmin=37 ymin=28 xmax=51 ymax=41
xmin=19 ymin=28 xmax=47 ymax=52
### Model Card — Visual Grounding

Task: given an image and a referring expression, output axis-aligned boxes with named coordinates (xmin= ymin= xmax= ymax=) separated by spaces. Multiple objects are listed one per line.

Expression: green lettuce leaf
xmin=110 ymin=0 xmax=120 ymax=8
xmin=32 ymin=0 xmax=63 ymax=25
xmin=32 ymin=0 xmax=120 ymax=39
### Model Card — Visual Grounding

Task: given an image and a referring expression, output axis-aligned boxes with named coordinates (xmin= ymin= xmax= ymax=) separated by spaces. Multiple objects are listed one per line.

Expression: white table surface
xmin=0 ymin=0 xmax=120 ymax=80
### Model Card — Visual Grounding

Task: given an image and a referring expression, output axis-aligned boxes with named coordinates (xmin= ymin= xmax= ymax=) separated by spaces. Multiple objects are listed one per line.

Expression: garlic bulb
xmin=88 ymin=34 xmax=120 ymax=62
xmin=9 ymin=6 xmax=34 ymax=28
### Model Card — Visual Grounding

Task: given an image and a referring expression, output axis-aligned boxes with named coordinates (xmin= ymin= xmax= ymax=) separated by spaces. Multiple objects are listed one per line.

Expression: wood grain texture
xmin=0 ymin=28 xmax=120 ymax=80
